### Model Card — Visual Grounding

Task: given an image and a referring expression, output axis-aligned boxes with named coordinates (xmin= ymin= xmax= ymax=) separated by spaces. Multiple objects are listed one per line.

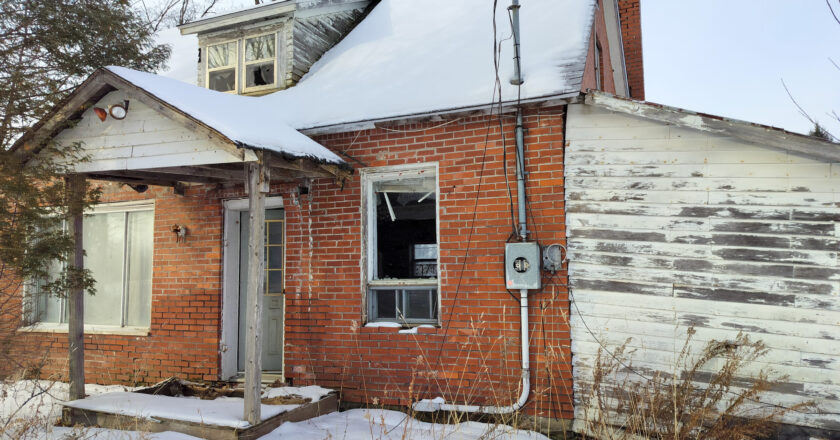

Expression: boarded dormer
xmin=179 ymin=0 xmax=372 ymax=95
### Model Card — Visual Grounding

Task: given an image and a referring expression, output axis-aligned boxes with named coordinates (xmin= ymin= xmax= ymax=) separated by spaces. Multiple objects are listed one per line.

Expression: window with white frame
xmin=363 ymin=165 xmax=439 ymax=324
xmin=32 ymin=203 xmax=154 ymax=328
xmin=207 ymin=40 xmax=238 ymax=92
xmin=243 ymin=33 xmax=276 ymax=90
xmin=205 ymin=32 xmax=278 ymax=94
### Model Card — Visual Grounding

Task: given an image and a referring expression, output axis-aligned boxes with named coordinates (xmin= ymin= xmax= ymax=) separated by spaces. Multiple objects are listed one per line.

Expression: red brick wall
xmin=8 ymin=184 xmax=227 ymax=384
xmin=284 ymin=106 xmax=571 ymax=419
xmin=582 ymin=0 xmax=618 ymax=94
xmin=618 ymin=0 xmax=645 ymax=100
xmin=7 ymin=105 xmax=571 ymax=420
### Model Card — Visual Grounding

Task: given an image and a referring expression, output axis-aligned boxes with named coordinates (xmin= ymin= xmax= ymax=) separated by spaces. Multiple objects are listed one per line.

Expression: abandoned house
xmin=7 ymin=0 xmax=839 ymax=437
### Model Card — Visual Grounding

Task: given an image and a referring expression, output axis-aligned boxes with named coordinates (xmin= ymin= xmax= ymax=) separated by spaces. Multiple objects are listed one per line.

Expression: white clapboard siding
xmin=566 ymin=103 xmax=840 ymax=434
xmin=50 ymin=90 xmax=242 ymax=172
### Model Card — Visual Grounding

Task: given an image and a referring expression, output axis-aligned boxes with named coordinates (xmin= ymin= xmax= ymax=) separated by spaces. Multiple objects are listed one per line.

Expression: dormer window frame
xmin=206 ymin=38 xmax=239 ymax=94
xmin=242 ymin=31 xmax=279 ymax=94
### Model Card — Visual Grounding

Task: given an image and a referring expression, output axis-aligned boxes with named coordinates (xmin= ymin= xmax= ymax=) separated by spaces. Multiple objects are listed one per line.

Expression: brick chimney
xmin=618 ymin=0 xmax=644 ymax=100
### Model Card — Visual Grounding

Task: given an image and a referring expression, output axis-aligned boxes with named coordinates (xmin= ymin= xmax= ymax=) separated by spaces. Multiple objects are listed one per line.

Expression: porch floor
xmin=61 ymin=383 xmax=337 ymax=440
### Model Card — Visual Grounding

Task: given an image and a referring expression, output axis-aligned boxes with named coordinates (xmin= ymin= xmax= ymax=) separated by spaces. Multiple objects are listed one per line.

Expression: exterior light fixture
xmin=108 ymin=100 xmax=130 ymax=120
xmin=93 ymin=107 xmax=108 ymax=122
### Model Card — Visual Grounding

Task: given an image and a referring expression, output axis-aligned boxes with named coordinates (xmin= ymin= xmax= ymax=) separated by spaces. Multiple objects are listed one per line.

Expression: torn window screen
xmin=373 ymin=176 xmax=436 ymax=280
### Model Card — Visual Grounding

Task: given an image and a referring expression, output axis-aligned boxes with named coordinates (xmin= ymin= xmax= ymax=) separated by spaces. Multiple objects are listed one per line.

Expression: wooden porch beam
xmin=66 ymin=174 xmax=86 ymax=401
xmin=268 ymin=155 xmax=334 ymax=178
xmin=86 ymin=173 xmax=188 ymax=195
xmin=244 ymin=153 xmax=269 ymax=425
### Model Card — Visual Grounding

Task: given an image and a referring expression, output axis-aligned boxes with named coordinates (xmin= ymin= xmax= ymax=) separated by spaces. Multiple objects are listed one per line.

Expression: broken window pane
xmin=209 ymin=69 xmax=235 ymax=92
xmin=373 ymin=175 xmax=436 ymax=280
xmin=245 ymin=35 xmax=275 ymax=61
xmin=245 ymin=62 xmax=275 ymax=88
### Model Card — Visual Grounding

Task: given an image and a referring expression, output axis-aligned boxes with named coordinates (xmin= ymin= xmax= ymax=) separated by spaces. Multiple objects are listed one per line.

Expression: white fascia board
xmin=179 ymin=2 xmax=297 ymax=35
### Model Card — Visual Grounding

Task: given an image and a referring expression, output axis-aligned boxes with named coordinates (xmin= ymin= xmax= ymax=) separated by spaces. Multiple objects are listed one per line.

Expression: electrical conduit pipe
xmin=413 ymin=0 xmax=531 ymax=415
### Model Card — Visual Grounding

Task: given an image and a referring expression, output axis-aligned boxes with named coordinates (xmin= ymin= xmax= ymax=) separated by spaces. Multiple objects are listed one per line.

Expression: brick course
xmin=618 ymin=0 xmax=645 ymax=100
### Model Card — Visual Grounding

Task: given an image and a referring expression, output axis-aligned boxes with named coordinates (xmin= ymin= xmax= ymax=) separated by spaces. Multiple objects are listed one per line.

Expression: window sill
xmin=362 ymin=322 xmax=438 ymax=335
xmin=17 ymin=324 xmax=150 ymax=336
xmin=368 ymin=279 xmax=438 ymax=287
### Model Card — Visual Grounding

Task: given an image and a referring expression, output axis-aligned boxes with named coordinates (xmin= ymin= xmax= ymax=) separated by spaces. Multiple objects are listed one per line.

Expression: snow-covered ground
xmin=268 ymin=408 xmax=550 ymax=440
xmin=0 ymin=380 xmax=548 ymax=439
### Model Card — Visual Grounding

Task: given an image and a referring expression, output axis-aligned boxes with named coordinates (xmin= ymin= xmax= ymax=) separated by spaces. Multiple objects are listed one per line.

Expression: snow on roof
xmin=115 ymin=0 xmax=594 ymax=151
xmin=268 ymin=0 xmax=595 ymax=129
xmin=107 ymin=66 xmax=345 ymax=165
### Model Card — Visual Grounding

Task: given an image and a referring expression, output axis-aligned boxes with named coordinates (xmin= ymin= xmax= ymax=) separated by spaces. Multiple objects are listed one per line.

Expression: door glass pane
xmin=83 ymin=212 xmax=125 ymax=326
xmin=268 ymin=221 xmax=283 ymax=244
xmin=267 ymin=270 xmax=283 ymax=294
xmin=125 ymin=211 xmax=153 ymax=327
xmin=245 ymin=35 xmax=274 ymax=61
xmin=268 ymin=246 xmax=283 ymax=269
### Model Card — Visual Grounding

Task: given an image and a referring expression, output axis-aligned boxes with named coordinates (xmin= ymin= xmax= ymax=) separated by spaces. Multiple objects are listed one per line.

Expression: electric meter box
xmin=505 ymin=242 xmax=541 ymax=290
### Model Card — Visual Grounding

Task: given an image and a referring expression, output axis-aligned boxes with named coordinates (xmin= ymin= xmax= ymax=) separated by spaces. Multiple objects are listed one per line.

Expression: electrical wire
xmin=432 ymin=0 xmax=518 ymax=363
xmin=374 ymin=117 xmax=465 ymax=133
xmin=493 ymin=0 xmax=519 ymax=237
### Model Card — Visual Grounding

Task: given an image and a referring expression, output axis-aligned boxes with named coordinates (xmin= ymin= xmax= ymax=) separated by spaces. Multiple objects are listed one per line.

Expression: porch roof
xmin=12 ymin=68 xmax=351 ymax=189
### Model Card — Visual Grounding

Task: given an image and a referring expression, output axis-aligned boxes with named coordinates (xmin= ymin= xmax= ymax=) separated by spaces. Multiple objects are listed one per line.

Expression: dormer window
xmin=181 ymin=0 xmax=372 ymax=95
xmin=244 ymin=34 xmax=276 ymax=90
xmin=207 ymin=41 xmax=237 ymax=93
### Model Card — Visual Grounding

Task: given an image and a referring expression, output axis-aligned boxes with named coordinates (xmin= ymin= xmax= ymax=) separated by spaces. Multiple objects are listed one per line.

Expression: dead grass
xmin=577 ymin=327 xmax=814 ymax=440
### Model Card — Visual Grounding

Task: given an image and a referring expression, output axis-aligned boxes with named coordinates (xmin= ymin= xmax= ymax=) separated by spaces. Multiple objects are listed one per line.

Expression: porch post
xmin=244 ymin=152 xmax=269 ymax=424
xmin=66 ymin=174 xmax=86 ymax=400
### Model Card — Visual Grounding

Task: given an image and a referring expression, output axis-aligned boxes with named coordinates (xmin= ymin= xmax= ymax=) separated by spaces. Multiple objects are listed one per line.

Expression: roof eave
xmin=299 ymin=91 xmax=582 ymax=136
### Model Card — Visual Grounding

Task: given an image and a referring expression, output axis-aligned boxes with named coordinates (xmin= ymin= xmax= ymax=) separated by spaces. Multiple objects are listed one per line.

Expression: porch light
xmin=108 ymin=101 xmax=130 ymax=120
xmin=93 ymin=107 xmax=107 ymax=122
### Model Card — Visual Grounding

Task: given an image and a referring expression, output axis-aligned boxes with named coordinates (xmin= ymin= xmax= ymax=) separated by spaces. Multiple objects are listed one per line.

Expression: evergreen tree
xmin=0 ymin=0 xmax=170 ymax=149
xmin=809 ymin=122 xmax=833 ymax=141
xmin=0 ymin=144 xmax=99 ymax=377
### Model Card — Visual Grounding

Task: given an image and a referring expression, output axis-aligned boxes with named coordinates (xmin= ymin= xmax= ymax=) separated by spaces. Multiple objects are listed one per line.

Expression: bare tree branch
xmin=782 ymin=79 xmax=840 ymax=142
xmin=828 ymin=0 xmax=840 ymax=25
xmin=200 ymin=0 xmax=220 ymax=18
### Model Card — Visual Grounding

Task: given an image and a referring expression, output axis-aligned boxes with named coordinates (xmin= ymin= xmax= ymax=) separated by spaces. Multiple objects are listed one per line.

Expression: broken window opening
xmin=244 ymin=34 xmax=276 ymax=89
xmin=364 ymin=167 xmax=439 ymax=324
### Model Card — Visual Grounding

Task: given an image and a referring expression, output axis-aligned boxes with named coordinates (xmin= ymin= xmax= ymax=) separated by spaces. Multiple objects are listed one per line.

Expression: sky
xmin=641 ymin=0 xmax=840 ymax=138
